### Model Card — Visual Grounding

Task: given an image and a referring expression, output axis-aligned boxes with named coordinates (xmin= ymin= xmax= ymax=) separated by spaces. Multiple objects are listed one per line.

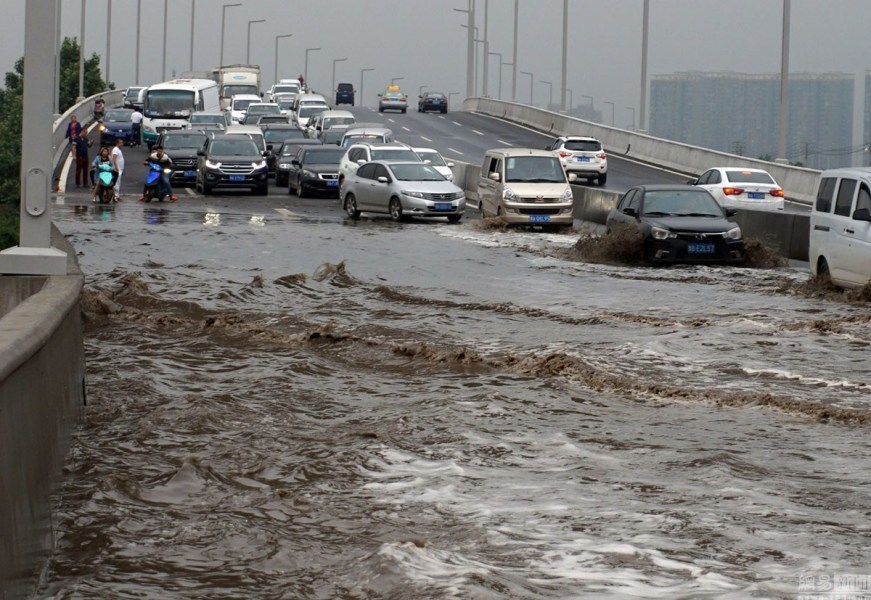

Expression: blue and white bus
xmin=141 ymin=78 xmax=220 ymax=149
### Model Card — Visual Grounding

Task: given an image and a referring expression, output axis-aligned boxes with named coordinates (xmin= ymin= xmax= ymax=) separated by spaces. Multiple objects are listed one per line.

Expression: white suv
xmin=228 ymin=94 xmax=263 ymax=124
xmin=337 ymin=142 xmax=421 ymax=183
xmin=546 ymin=135 xmax=608 ymax=186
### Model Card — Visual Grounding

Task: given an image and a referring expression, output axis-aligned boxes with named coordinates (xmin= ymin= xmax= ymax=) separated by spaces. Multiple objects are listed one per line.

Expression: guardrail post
xmin=0 ymin=0 xmax=68 ymax=275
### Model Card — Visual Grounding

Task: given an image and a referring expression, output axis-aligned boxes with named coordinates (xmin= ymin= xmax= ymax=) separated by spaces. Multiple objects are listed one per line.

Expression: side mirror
xmin=356 ymin=159 xmax=367 ymax=166
xmin=686 ymin=178 xmax=698 ymax=185
xmin=725 ymin=208 xmax=738 ymax=217
xmin=446 ymin=162 xmax=455 ymax=168
xmin=266 ymin=144 xmax=273 ymax=151
xmin=377 ymin=176 xmax=389 ymax=184
xmin=622 ymin=207 xmax=638 ymax=217
xmin=291 ymin=159 xmax=300 ymax=165
xmin=197 ymin=150 xmax=205 ymax=156
xmin=488 ymin=172 xmax=500 ymax=182
xmin=853 ymin=207 xmax=871 ymax=222
xmin=567 ymin=173 xmax=578 ymax=183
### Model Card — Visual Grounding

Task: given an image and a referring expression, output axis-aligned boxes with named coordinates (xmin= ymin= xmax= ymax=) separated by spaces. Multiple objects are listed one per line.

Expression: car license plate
xmin=576 ymin=157 xmax=590 ymax=162
xmin=433 ymin=203 xmax=452 ymax=211
xmin=529 ymin=215 xmax=551 ymax=223
xmin=747 ymin=192 xmax=765 ymax=199
xmin=183 ymin=170 xmax=196 ymax=178
xmin=687 ymin=243 xmax=715 ymax=254
xmin=326 ymin=180 xmax=338 ymax=187
xmin=229 ymin=175 xmax=246 ymax=182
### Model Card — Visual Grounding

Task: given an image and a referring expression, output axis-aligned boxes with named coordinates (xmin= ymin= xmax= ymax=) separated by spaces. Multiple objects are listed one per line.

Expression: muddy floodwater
xmin=38 ymin=201 xmax=871 ymax=599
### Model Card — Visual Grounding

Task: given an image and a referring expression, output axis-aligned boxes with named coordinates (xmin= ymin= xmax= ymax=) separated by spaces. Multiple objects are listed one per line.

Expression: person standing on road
xmin=111 ymin=138 xmax=125 ymax=201
xmin=71 ymin=128 xmax=92 ymax=188
xmin=130 ymin=107 xmax=143 ymax=146
xmin=65 ymin=115 xmax=82 ymax=145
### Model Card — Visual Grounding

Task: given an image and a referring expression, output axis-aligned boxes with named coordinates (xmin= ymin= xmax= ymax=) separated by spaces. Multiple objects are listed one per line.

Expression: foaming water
xmin=38 ymin=202 xmax=871 ymax=598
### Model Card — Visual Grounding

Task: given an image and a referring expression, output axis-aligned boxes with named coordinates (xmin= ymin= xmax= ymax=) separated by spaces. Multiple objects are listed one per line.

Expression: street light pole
xmin=360 ymin=67 xmax=374 ymax=108
xmin=105 ymin=0 xmax=111 ymax=83
xmin=604 ymin=101 xmax=615 ymax=127
xmin=219 ymin=3 xmax=242 ymax=69
xmin=482 ymin=0 xmax=489 ymax=97
xmin=332 ymin=57 xmax=347 ymax=94
xmin=777 ymin=0 xmax=791 ymax=161
xmin=639 ymin=0 xmax=649 ymax=132
xmin=511 ymin=0 xmax=518 ymax=101
xmin=274 ymin=34 xmax=292 ymax=87
xmin=453 ymin=1 xmax=475 ymax=99
xmin=78 ymin=0 xmax=85 ymax=101
xmin=189 ymin=0 xmax=196 ymax=71
xmin=135 ymin=0 xmax=141 ymax=84
xmin=247 ymin=19 xmax=265 ymax=65
xmin=54 ymin=0 xmax=62 ymax=113
xmin=520 ymin=70 xmax=533 ymax=105
xmin=162 ymin=0 xmax=168 ymax=80
xmin=304 ymin=47 xmax=321 ymax=90
xmin=391 ymin=77 xmax=404 ymax=86
xmin=540 ymin=80 xmax=552 ymax=109
xmin=560 ymin=0 xmax=567 ymax=111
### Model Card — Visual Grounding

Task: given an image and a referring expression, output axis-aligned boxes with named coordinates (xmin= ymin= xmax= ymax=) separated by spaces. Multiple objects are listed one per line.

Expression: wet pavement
xmin=36 ymin=186 xmax=871 ymax=598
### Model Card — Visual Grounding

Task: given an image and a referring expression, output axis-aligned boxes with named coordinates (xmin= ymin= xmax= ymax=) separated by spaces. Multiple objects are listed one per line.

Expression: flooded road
xmin=39 ymin=197 xmax=871 ymax=599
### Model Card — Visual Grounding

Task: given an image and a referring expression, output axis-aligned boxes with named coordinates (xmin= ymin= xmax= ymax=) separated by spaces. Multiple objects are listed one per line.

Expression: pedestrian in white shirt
xmin=111 ymin=139 xmax=125 ymax=201
xmin=130 ymin=108 xmax=143 ymax=146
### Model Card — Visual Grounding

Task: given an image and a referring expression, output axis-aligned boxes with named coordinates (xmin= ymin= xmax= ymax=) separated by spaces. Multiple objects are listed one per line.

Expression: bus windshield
xmin=145 ymin=90 xmax=196 ymax=118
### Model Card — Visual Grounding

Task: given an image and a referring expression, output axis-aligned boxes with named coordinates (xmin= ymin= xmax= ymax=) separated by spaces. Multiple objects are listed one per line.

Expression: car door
xmin=477 ymin=156 xmax=501 ymax=217
xmin=608 ymin=189 xmax=640 ymax=230
xmin=694 ymin=169 xmax=724 ymax=205
xmin=369 ymin=164 xmax=393 ymax=214
xmin=840 ymin=181 xmax=871 ymax=286
xmin=353 ymin=163 xmax=378 ymax=210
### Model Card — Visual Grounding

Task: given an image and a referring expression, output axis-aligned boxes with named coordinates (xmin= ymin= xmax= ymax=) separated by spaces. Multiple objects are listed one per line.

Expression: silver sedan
xmin=341 ymin=161 xmax=465 ymax=223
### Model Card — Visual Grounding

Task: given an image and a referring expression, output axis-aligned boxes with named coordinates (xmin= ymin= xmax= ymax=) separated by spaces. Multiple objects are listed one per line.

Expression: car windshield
xmin=281 ymin=143 xmax=316 ymax=157
xmin=505 ymin=156 xmax=566 ymax=183
xmin=145 ymin=89 xmax=195 ymax=118
xmin=642 ymin=190 xmax=723 ymax=216
xmin=190 ymin=114 xmax=224 ymax=124
xmin=298 ymin=106 xmax=327 ymax=119
xmin=272 ymin=85 xmax=299 ymax=96
xmin=162 ymin=133 xmax=207 ymax=149
xmin=210 ymin=140 xmax=260 ymax=156
xmin=724 ymin=170 xmax=776 ymax=185
xmin=277 ymin=99 xmax=295 ymax=110
xmin=302 ymin=149 xmax=344 ymax=164
xmin=103 ymin=110 xmax=132 ymax=122
xmin=247 ymin=104 xmax=280 ymax=115
xmin=322 ymin=116 xmax=354 ymax=128
xmin=341 ymin=134 xmax=385 ymax=147
xmin=390 ymin=164 xmax=444 ymax=181
xmin=264 ymin=128 xmax=303 ymax=143
xmin=563 ymin=140 xmax=601 ymax=152
xmin=232 ymin=98 xmax=257 ymax=111
xmin=416 ymin=151 xmax=446 ymax=166
xmin=371 ymin=149 xmax=420 ymax=161
xmin=222 ymin=84 xmax=258 ymax=97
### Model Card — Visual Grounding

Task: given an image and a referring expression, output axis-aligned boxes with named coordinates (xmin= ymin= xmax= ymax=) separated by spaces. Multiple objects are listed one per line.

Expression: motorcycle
xmin=142 ymin=161 xmax=173 ymax=203
xmin=94 ymin=98 xmax=105 ymax=121
xmin=93 ymin=162 xmax=116 ymax=204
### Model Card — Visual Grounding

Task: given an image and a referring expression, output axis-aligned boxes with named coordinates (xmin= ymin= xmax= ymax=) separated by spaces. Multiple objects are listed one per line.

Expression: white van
xmin=141 ymin=78 xmax=220 ymax=149
xmin=477 ymin=148 xmax=576 ymax=226
xmin=809 ymin=167 xmax=871 ymax=289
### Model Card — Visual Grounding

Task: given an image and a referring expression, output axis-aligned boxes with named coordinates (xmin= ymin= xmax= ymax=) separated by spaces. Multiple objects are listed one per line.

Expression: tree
xmin=58 ymin=37 xmax=110 ymax=112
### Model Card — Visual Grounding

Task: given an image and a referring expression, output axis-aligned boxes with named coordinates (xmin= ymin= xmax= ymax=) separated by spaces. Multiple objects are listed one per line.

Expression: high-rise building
xmin=650 ymin=71 xmax=854 ymax=170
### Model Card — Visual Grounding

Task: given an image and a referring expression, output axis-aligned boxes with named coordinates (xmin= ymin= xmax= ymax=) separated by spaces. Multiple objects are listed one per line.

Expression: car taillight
xmin=722 ymin=187 xmax=744 ymax=196
xmin=558 ymin=151 xmax=572 ymax=158
xmin=769 ymin=188 xmax=784 ymax=197
xmin=596 ymin=152 xmax=606 ymax=159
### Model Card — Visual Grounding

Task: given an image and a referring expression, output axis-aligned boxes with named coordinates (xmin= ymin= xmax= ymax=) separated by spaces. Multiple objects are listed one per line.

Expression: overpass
xmin=0 ymin=90 xmax=819 ymax=598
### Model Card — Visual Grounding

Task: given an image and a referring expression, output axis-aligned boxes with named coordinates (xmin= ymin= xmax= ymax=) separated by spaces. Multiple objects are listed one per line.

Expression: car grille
xmin=518 ymin=208 xmax=561 ymax=215
xmin=422 ymin=192 xmax=461 ymax=201
xmin=517 ymin=196 xmax=563 ymax=204
xmin=221 ymin=162 xmax=255 ymax=174
xmin=318 ymin=173 xmax=339 ymax=180
xmin=173 ymin=158 xmax=196 ymax=168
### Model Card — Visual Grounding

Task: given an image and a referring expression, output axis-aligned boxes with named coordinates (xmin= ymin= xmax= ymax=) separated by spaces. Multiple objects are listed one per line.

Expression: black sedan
xmin=418 ymin=92 xmax=448 ymax=114
xmin=286 ymin=146 xmax=345 ymax=198
xmin=605 ymin=185 xmax=745 ymax=265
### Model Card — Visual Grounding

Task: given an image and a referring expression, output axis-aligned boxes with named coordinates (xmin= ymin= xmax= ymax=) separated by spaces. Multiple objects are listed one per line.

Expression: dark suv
xmin=195 ymin=133 xmax=269 ymax=195
xmin=156 ymin=130 xmax=208 ymax=184
xmin=335 ymin=82 xmax=355 ymax=106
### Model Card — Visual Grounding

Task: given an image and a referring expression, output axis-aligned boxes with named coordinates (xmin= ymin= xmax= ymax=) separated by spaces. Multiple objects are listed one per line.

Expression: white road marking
xmin=447 ymin=147 xmax=464 ymax=156
xmin=274 ymin=208 xmax=300 ymax=217
xmin=497 ymin=140 xmax=513 ymax=146
xmin=452 ymin=121 xmax=463 ymax=127
xmin=472 ymin=130 xmax=484 ymax=136
xmin=402 ymin=126 xmax=411 ymax=132
xmin=420 ymin=136 xmax=433 ymax=142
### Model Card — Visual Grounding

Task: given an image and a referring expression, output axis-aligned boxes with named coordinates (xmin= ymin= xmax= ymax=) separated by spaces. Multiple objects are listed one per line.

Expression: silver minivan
xmin=477 ymin=148 xmax=576 ymax=226
xmin=809 ymin=167 xmax=871 ymax=289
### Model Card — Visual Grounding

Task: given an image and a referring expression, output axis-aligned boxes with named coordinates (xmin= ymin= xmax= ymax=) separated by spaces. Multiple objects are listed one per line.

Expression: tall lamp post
xmin=511 ymin=0 xmax=518 ymax=101
xmin=247 ymin=19 xmax=266 ymax=64
xmin=78 ymin=0 xmax=85 ymax=101
xmin=219 ymin=3 xmax=242 ymax=69
xmin=274 ymin=34 xmax=292 ymax=87
xmin=520 ymin=70 xmax=533 ymax=105
xmin=135 ymin=0 xmax=141 ymax=84
xmin=360 ymin=67 xmax=374 ymax=108
xmin=391 ymin=77 xmax=404 ymax=86
xmin=560 ymin=0 xmax=568 ymax=111
xmin=162 ymin=0 xmax=168 ymax=80
xmin=604 ymin=101 xmax=615 ymax=127
xmin=304 ymin=47 xmax=321 ymax=90
xmin=540 ymin=80 xmax=553 ymax=109
xmin=189 ymin=0 xmax=196 ymax=71
xmin=639 ymin=0 xmax=649 ymax=132
xmin=452 ymin=0 xmax=475 ymax=100
xmin=331 ymin=57 xmax=347 ymax=94
xmin=105 ymin=0 xmax=112 ymax=83
xmin=777 ymin=0 xmax=791 ymax=162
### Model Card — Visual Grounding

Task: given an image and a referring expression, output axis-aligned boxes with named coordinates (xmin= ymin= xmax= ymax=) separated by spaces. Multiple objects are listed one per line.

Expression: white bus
xmin=141 ymin=78 xmax=220 ymax=149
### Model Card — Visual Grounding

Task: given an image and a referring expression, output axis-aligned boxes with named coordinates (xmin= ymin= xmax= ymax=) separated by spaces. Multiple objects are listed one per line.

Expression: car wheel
xmin=378 ymin=107 xmax=384 ymax=113
xmin=817 ymin=258 xmax=835 ymax=287
xmin=389 ymin=197 xmax=405 ymax=222
xmin=598 ymin=173 xmax=607 ymax=186
xmin=256 ymin=184 xmax=268 ymax=196
xmin=478 ymin=200 xmax=487 ymax=219
xmin=447 ymin=214 xmax=462 ymax=224
xmin=441 ymin=109 xmax=448 ymax=114
xmin=401 ymin=108 xmax=407 ymax=114
xmin=202 ymin=182 xmax=213 ymax=196
xmin=344 ymin=193 xmax=360 ymax=219
xmin=296 ymin=179 xmax=305 ymax=198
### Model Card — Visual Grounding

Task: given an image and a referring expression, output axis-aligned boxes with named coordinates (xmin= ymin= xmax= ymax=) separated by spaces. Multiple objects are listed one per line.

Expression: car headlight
xmin=251 ymin=160 xmax=267 ymax=169
xmin=302 ymin=169 xmax=317 ymax=178
xmin=144 ymin=125 xmax=155 ymax=133
xmin=561 ymin=188 xmax=573 ymax=202
xmin=402 ymin=191 xmax=424 ymax=199
xmin=205 ymin=159 xmax=222 ymax=169
xmin=651 ymin=226 xmax=676 ymax=240
xmin=502 ymin=187 xmax=516 ymax=201
xmin=724 ymin=226 xmax=742 ymax=240
xmin=278 ymin=163 xmax=290 ymax=170
xmin=163 ymin=168 xmax=172 ymax=174
xmin=98 ymin=124 xmax=107 ymax=132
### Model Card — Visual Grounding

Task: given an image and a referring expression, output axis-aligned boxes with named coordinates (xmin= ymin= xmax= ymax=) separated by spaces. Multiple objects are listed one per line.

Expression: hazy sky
xmin=3 ymin=0 xmax=870 ymax=129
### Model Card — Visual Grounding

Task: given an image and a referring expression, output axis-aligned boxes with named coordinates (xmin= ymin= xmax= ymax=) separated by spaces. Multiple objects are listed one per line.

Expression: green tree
xmin=58 ymin=37 xmax=111 ymax=112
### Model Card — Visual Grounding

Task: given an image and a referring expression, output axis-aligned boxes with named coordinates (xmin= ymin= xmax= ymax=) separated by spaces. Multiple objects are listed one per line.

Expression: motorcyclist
xmin=139 ymin=145 xmax=177 ymax=202
xmin=90 ymin=146 xmax=118 ymax=203
xmin=94 ymin=96 xmax=105 ymax=121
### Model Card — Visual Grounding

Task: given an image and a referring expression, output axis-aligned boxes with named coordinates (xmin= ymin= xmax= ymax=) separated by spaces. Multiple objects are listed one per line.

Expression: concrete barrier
xmin=0 ymin=89 xmax=119 ymax=599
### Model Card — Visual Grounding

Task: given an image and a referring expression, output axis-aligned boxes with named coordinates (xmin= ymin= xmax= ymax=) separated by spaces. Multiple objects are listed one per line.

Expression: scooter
xmin=93 ymin=162 xmax=116 ymax=204
xmin=142 ymin=161 xmax=172 ymax=202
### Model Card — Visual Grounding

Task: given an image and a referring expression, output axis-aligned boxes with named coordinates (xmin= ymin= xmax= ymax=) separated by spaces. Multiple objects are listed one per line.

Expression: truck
xmin=210 ymin=64 xmax=262 ymax=111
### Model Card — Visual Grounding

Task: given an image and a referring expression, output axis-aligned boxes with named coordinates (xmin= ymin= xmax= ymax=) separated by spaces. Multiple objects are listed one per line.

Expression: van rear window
xmin=834 ymin=179 xmax=857 ymax=217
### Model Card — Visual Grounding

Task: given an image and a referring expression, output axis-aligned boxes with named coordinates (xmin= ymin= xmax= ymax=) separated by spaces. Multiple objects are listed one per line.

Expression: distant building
xmin=649 ymin=71 xmax=854 ymax=170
